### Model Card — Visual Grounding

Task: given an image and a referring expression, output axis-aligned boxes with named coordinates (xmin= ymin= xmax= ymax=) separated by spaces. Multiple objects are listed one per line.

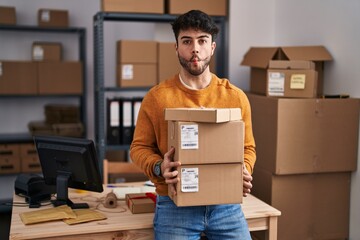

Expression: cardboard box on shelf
xmin=168 ymin=120 xmax=244 ymax=165
xmin=166 ymin=0 xmax=228 ymax=16
xmin=0 ymin=6 xmax=16 ymax=25
xmin=117 ymin=64 xmax=157 ymax=87
xmin=170 ymin=162 xmax=243 ymax=207
xmin=0 ymin=61 xmax=38 ymax=95
xmin=247 ymin=93 xmax=360 ymax=174
xmin=32 ymin=42 xmax=62 ymax=61
xmin=241 ymin=46 xmax=332 ymax=96
xmin=38 ymin=61 xmax=82 ymax=94
xmin=252 ymin=167 xmax=351 ymax=240
xmin=38 ymin=9 xmax=69 ymax=28
xmin=158 ymin=42 xmax=179 ymax=83
xmin=165 ymin=107 xmax=241 ymax=123
xmin=117 ymin=40 xmax=157 ymax=64
xmin=267 ymin=60 xmax=318 ymax=98
xmin=102 ymin=0 xmax=164 ymax=14
xmin=0 ymin=144 xmax=20 ymax=174
xmin=126 ymin=193 xmax=156 ymax=214
xmin=19 ymin=143 xmax=40 ymax=173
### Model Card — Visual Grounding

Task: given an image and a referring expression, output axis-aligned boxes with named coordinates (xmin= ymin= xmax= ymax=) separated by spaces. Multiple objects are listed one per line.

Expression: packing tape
xmin=104 ymin=192 xmax=117 ymax=208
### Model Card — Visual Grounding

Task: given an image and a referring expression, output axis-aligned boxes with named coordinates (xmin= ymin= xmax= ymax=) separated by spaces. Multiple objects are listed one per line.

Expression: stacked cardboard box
xmin=0 ymin=6 xmax=16 ymax=25
xmin=166 ymin=0 xmax=228 ymax=16
xmin=241 ymin=46 xmax=360 ymax=239
xmin=102 ymin=0 xmax=164 ymax=14
xmin=165 ymin=108 xmax=244 ymax=206
xmin=0 ymin=144 xmax=20 ymax=174
xmin=37 ymin=9 xmax=69 ymax=28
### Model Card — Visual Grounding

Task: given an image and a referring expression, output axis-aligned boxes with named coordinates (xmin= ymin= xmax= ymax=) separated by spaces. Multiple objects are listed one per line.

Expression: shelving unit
xmin=0 ymin=25 xmax=87 ymax=143
xmin=93 ymin=12 xmax=228 ymax=173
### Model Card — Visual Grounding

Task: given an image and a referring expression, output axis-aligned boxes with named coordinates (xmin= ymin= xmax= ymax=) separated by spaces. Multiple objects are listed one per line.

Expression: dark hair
xmin=171 ymin=10 xmax=219 ymax=43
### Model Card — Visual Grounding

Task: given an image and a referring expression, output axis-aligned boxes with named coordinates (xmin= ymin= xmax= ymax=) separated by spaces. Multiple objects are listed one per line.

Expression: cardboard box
xmin=252 ymin=167 xmax=351 ymax=240
xmin=158 ymin=42 xmax=179 ymax=83
xmin=241 ymin=46 xmax=333 ymax=96
xmin=0 ymin=6 xmax=16 ymax=25
xmin=117 ymin=64 xmax=157 ymax=87
xmin=32 ymin=42 xmax=62 ymax=61
xmin=166 ymin=0 xmax=228 ymax=16
xmin=117 ymin=40 xmax=157 ymax=64
xmin=102 ymin=0 xmax=164 ymax=14
xmin=168 ymin=120 xmax=244 ymax=165
xmin=38 ymin=9 xmax=69 ymax=28
xmin=0 ymin=144 xmax=20 ymax=174
xmin=19 ymin=143 xmax=40 ymax=173
xmin=170 ymin=163 xmax=243 ymax=206
xmin=165 ymin=108 xmax=241 ymax=123
xmin=45 ymin=104 xmax=80 ymax=124
xmin=126 ymin=193 xmax=156 ymax=214
xmin=247 ymin=93 xmax=360 ymax=174
xmin=0 ymin=61 xmax=38 ymax=95
xmin=267 ymin=60 xmax=318 ymax=98
xmin=38 ymin=61 xmax=82 ymax=94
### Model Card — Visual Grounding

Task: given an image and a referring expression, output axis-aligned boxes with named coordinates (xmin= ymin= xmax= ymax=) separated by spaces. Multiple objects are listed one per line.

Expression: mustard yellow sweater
xmin=130 ymin=74 xmax=256 ymax=196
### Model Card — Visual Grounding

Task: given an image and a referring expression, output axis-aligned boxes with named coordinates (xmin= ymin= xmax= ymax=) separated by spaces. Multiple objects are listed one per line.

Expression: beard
xmin=178 ymin=54 xmax=211 ymax=76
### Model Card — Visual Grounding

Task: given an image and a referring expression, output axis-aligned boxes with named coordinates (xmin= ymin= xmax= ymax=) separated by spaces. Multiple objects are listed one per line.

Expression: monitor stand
xmin=53 ymin=172 xmax=89 ymax=209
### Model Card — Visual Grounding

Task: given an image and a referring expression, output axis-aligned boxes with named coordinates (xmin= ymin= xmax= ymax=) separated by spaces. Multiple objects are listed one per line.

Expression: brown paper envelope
xmin=20 ymin=205 xmax=76 ymax=225
xmin=63 ymin=209 xmax=107 ymax=225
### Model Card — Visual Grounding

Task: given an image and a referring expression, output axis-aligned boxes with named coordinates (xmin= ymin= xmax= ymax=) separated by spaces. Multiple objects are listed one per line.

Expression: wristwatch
xmin=154 ymin=160 xmax=163 ymax=177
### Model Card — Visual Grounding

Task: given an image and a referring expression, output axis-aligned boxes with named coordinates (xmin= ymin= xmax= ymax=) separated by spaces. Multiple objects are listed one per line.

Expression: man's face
xmin=176 ymin=29 xmax=216 ymax=76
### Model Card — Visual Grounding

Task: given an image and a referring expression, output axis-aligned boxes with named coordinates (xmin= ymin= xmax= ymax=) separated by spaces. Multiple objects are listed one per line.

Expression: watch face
xmin=154 ymin=162 xmax=161 ymax=176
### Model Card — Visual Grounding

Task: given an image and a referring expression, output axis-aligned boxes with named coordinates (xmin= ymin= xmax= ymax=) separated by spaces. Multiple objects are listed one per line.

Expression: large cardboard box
xmin=168 ymin=121 xmax=244 ymax=165
xmin=0 ymin=6 xmax=16 ymax=25
xmin=0 ymin=144 xmax=20 ymax=174
xmin=32 ymin=42 xmax=62 ymax=61
xmin=158 ymin=42 xmax=179 ymax=83
xmin=166 ymin=0 xmax=228 ymax=16
xmin=0 ymin=61 xmax=38 ymax=95
xmin=38 ymin=9 xmax=69 ymax=28
xmin=38 ymin=61 xmax=82 ymax=94
xmin=170 ymin=163 xmax=243 ymax=206
xmin=252 ymin=167 xmax=351 ymax=240
xmin=165 ymin=108 xmax=241 ymax=123
xmin=241 ymin=46 xmax=332 ymax=96
xmin=102 ymin=0 xmax=164 ymax=14
xmin=247 ymin=93 xmax=360 ymax=174
xmin=267 ymin=60 xmax=318 ymax=98
xmin=117 ymin=40 xmax=157 ymax=87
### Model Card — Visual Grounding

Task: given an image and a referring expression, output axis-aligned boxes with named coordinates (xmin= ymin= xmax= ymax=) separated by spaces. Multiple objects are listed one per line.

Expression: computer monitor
xmin=34 ymin=135 xmax=103 ymax=209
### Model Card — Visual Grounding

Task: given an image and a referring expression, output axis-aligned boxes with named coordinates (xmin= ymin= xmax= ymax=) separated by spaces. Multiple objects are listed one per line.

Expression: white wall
xmin=229 ymin=1 xmax=360 ymax=239
xmin=1 ymin=0 xmax=359 ymax=238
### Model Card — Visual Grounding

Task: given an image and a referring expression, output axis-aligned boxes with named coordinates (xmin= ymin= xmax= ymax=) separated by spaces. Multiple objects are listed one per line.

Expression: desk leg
xmin=266 ymin=216 xmax=278 ymax=240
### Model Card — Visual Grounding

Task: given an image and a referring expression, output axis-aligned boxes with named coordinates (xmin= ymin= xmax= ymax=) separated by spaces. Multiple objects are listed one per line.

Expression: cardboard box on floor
xmin=252 ymin=167 xmax=351 ymax=240
xmin=102 ymin=0 xmax=164 ymax=14
xmin=0 ymin=6 xmax=16 ymax=25
xmin=0 ymin=61 xmax=38 ymax=95
xmin=241 ymin=46 xmax=332 ymax=97
xmin=170 ymin=163 xmax=243 ymax=207
xmin=38 ymin=9 xmax=69 ymax=28
xmin=166 ymin=0 xmax=228 ymax=16
xmin=32 ymin=42 xmax=62 ymax=61
xmin=247 ymin=93 xmax=360 ymax=174
xmin=117 ymin=40 xmax=157 ymax=87
xmin=267 ymin=60 xmax=318 ymax=98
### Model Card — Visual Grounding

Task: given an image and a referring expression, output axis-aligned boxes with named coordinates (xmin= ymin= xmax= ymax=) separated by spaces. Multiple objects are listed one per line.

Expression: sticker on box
xmin=33 ymin=46 xmax=44 ymax=61
xmin=268 ymin=72 xmax=285 ymax=96
xmin=41 ymin=10 xmax=50 ymax=22
xmin=122 ymin=64 xmax=134 ymax=80
xmin=180 ymin=124 xmax=198 ymax=149
xmin=181 ymin=168 xmax=199 ymax=192
xmin=290 ymin=74 xmax=306 ymax=89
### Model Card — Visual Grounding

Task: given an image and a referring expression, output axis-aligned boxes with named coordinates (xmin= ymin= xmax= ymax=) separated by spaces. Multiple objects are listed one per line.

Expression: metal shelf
xmin=0 ymin=25 xmax=87 ymax=141
xmin=93 ymin=12 xmax=228 ymax=174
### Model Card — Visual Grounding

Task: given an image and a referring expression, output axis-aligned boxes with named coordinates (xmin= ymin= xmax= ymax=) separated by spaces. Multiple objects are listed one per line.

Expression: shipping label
xmin=268 ymin=72 xmax=285 ymax=96
xmin=122 ymin=64 xmax=134 ymax=80
xmin=181 ymin=168 xmax=199 ymax=192
xmin=180 ymin=124 xmax=199 ymax=149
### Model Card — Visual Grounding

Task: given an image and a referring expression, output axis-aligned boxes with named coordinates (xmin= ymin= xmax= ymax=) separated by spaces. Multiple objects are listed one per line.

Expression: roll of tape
xmin=104 ymin=192 xmax=117 ymax=208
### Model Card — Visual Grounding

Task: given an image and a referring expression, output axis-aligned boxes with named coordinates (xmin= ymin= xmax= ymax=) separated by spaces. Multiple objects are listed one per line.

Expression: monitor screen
xmin=34 ymin=135 xmax=103 ymax=209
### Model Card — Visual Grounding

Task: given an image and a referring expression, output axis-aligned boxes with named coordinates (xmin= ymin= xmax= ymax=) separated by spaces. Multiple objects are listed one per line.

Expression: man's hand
xmin=243 ymin=166 xmax=253 ymax=197
xmin=162 ymin=147 xmax=181 ymax=197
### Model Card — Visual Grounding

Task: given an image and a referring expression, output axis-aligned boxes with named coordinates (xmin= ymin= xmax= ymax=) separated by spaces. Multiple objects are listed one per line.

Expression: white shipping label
xmin=41 ymin=10 xmax=50 ymax=22
xmin=180 ymin=124 xmax=199 ymax=149
xmin=122 ymin=64 xmax=133 ymax=80
xmin=33 ymin=46 xmax=44 ymax=61
xmin=181 ymin=168 xmax=199 ymax=192
xmin=268 ymin=72 xmax=285 ymax=96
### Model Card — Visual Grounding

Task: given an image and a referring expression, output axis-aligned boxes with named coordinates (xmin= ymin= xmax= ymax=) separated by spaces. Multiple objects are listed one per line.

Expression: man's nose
xmin=192 ymin=42 xmax=200 ymax=54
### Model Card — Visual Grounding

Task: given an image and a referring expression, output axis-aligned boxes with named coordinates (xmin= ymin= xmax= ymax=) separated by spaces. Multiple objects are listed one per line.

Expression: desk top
xmin=10 ymin=182 xmax=280 ymax=240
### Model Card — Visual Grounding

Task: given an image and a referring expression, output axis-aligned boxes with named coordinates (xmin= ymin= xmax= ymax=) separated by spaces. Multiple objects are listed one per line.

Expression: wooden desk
xmin=10 ymin=183 xmax=280 ymax=240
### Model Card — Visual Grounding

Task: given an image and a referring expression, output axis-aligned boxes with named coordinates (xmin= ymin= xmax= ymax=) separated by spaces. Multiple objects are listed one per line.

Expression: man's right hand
xmin=162 ymin=147 xmax=181 ymax=197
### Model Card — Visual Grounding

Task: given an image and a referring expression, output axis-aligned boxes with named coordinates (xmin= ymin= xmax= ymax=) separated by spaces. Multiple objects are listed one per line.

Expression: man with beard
xmin=130 ymin=10 xmax=256 ymax=240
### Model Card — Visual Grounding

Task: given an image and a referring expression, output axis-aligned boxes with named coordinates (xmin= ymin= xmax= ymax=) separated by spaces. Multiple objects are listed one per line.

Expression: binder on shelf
xmin=120 ymin=98 xmax=133 ymax=145
xmin=132 ymin=97 xmax=143 ymax=128
xmin=106 ymin=98 xmax=120 ymax=145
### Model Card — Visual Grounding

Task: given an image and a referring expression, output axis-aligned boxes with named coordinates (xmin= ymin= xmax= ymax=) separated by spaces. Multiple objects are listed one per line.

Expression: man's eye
xmin=183 ymin=40 xmax=191 ymax=44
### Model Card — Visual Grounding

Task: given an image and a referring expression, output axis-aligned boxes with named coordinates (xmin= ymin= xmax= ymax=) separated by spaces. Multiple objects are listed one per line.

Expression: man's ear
xmin=211 ymin=42 xmax=216 ymax=56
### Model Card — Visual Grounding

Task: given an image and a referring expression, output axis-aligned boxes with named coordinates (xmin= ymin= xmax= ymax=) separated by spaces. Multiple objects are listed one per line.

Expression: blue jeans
xmin=154 ymin=196 xmax=251 ymax=240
